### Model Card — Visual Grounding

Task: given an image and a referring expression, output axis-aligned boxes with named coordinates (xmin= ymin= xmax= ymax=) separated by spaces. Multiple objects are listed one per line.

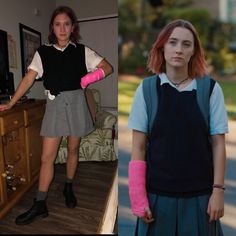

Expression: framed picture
xmin=19 ymin=23 xmax=41 ymax=79
xmin=0 ymin=29 xmax=10 ymax=94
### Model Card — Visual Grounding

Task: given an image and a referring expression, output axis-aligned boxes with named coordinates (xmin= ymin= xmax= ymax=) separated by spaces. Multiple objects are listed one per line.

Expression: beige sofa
xmin=55 ymin=89 xmax=117 ymax=163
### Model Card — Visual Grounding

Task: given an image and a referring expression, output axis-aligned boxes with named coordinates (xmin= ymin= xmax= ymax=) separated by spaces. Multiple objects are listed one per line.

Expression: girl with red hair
xmin=128 ymin=19 xmax=228 ymax=235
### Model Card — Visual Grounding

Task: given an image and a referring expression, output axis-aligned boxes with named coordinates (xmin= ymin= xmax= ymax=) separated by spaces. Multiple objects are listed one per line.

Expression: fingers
xmin=141 ymin=216 xmax=154 ymax=224
xmin=209 ymin=208 xmax=224 ymax=222
xmin=207 ymin=204 xmax=211 ymax=216
xmin=207 ymin=195 xmax=224 ymax=222
xmin=0 ymin=105 xmax=8 ymax=112
xmin=0 ymin=103 xmax=12 ymax=112
xmin=216 ymin=209 xmax=224 ymax=219
xmin=141 ymin=208 xmax=155 ymax=224
xmin=218 ymin=209 xmax=224 ymax=219
xmin=146 ymin=208 xmax=153 ymax=220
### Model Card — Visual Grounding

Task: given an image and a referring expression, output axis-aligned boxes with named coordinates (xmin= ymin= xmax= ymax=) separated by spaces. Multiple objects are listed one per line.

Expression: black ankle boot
xmin=63 ymin=182 xmax=77 ymax=208
xmin=15 ymin=199 xmax=48 ymax=225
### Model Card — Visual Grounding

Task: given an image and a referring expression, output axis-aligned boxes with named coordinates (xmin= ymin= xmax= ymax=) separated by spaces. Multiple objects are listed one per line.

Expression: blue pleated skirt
xmin=135 ymin=193 xmax=224 ymax=236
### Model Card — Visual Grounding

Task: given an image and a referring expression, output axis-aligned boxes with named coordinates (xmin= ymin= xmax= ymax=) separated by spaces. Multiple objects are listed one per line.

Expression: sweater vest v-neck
xmin=38 ymin=43 xmax=87 ymax=95
xmin=146 ymin=80 xmax=213 ymax=197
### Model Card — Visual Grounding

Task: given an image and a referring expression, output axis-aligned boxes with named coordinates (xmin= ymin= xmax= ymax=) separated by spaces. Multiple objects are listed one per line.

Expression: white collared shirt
xmin=28 ymin=41 xmax=103 ymax=79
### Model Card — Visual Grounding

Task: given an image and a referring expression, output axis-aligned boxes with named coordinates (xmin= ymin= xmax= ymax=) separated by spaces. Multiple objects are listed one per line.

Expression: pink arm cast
xmin=80 ymin=68 xmax=105 ymax=89
xmin=128 ymin=160 xmax=149 ymax=217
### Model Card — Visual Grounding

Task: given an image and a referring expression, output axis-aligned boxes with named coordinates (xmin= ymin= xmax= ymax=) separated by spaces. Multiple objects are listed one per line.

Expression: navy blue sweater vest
xmin=146 ymin=79 xmax=213 ymax=197
xmin=38 ymin=43 xmax=87 ymax=95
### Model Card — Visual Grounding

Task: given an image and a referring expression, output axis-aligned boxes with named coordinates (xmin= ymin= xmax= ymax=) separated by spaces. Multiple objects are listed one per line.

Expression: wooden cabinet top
xmin=0 ymin=100 xmax=46 ymax=117
xmin=0 ymin=100 xmax=46 ymax=135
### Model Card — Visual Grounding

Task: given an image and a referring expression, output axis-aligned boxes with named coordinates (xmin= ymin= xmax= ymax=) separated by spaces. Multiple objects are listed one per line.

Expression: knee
xmin=41 ymin=153 xmax=56 ymax=165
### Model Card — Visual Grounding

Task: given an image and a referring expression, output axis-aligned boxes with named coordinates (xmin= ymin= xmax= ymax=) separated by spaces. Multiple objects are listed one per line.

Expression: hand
xmin=207 ymin=188 xmax=224 ymax=222
xmin=140 ymin=207 xmax=155 ymax=224
xmin=80 ymin=68 xmax=105 ymax=89
xmin=0 ymin=102 xmax=13 ymax=112
xmin=80 ymin=73 xmax=90 ymax=89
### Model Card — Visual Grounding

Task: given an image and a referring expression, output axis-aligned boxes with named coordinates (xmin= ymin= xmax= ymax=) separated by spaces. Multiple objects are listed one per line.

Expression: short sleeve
xmin=27 ymin=51 xmax=43 ymax=79
xmin=128 ymin=82 xmax=148 ymax=133
xmin=209 ymin=82 xmax=229 ymax=135
xmin=85 ymin=46 xmax=104 ymax=72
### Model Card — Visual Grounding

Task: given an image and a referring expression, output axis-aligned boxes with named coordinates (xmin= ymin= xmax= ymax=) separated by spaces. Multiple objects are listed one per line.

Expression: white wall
xmin=0 ymin=0 xmax=117 ymax=108
xmin=79 ymin=16 xmax=118 ymax=108
xmin=0 ymin=0 xmax=55 ymax=99
xmin=56 ymin=0 xmax=118 ymax=19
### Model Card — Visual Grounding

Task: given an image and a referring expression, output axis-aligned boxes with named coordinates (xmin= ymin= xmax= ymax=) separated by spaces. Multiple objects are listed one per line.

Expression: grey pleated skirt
xmin=135 ymin=193 xmax=224 ymax=236
xmin=40 ymin=89 xmax=94 ymax=137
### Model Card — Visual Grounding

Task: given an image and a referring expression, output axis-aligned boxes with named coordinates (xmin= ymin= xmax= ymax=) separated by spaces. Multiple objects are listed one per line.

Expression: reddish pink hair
xmin=147 ymin=19 xmax=207 ymax=78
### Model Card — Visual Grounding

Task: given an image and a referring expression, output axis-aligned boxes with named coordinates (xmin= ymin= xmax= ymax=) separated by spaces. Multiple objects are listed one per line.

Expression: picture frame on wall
xmin=19 ymin=23 xmax=41 ymax=80
xmin=0 ymin=29 xmax=10 ymax=95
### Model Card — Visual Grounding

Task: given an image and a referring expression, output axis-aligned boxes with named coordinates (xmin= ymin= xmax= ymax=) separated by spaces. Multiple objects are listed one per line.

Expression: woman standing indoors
xmin=0 ymin=6 xmax=113 ymax=225
xmin=128 ymin=19 xmax=228 ymax=235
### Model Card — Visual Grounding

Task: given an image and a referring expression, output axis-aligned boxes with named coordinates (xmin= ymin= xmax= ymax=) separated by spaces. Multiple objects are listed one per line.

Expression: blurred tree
xmin=153 ymin=8 xmax=211 ymax=46
xmin=119 ymin=0 xmax=152 ymax=74
xmin=119 ymin=0 xmax=141 ymax=36
xmin=206 ymin=20 xmax=236 ymax=74
xmin=119 ymin=0 xmax=236 ymax=75
xmin=148 ymin=0 xmax=164 ymax=7
xmin=148 ymin=0 xmax=193 ymax=8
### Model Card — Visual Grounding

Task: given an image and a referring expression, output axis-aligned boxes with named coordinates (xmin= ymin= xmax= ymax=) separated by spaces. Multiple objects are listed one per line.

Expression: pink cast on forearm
xmin=81 ymin=68 xmax=105 ymax=89
xmin=128 ymin=160 xmax=149 ymax=217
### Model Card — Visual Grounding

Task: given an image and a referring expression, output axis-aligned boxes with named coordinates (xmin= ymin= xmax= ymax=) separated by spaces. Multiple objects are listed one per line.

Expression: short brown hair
xmin=48 ymin=6 xmax=80 ymax=44
xmin=147 ymin=19 xmax=207 ymax=78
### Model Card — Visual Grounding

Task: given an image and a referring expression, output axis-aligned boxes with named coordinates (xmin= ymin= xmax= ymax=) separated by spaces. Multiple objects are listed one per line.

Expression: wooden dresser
xmin=0 ymin=99 xmax=46 ymax=219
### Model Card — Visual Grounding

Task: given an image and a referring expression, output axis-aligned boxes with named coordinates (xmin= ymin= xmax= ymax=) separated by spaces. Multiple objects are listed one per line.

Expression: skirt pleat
xmin=40 ymin=89 xmax=94 ymax=137
xmin=135 ymin=193 xmax=224 ymax=236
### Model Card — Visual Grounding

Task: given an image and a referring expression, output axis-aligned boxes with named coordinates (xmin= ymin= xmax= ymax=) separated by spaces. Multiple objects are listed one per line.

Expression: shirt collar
xmin=158 ymin=73 xmax=196 ymax=91
xmin=45 ymin=41 xmax=76 ymax=51
xmin=159 ymin=73 xmax=171 ymax=85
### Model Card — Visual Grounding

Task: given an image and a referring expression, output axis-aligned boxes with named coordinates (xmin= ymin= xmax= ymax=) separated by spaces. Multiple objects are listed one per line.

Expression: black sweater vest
xmin=146 ymin=81 xmax=213 ymax=197
xmin=38 ymin=43 xmax=87 ymax=95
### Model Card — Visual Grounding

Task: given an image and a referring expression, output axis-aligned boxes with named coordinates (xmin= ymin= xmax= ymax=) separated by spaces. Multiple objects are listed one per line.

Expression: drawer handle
xmin=13 ymin=120 xmax=18 ymax=125
xmin=16 ymin=154 xmax=21 ymax=161
xmin=20 ymin=177 xmax=26 ymax=182
xmin=2 ymin=173 xmax=7 ymax=178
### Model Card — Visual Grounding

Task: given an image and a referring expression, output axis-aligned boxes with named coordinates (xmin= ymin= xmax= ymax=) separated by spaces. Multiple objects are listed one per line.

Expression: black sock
xmin=65 ymin=178 xmax=73 ymax=184
xmin=36 ymin=191 xmax=47 ymax=201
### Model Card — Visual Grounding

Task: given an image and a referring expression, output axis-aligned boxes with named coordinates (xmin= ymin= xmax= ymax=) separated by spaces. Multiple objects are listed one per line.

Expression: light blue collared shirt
xmin=128 ymin=73 xmax=229 ymax=135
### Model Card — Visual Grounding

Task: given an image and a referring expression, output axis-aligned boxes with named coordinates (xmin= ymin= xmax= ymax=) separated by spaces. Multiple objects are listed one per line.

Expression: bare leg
xmin=66 ymin=136 xmax=81 ymax=179
xmin=63 ymin=136 xmax=80 ymax=208
xmin=15 ymin=136 xmax=62 ymax=225
xmin=38 ymin=136 xmax=62 ymax=192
